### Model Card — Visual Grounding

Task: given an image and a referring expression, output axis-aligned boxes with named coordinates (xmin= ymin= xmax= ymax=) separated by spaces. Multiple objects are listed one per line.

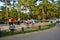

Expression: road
xmin=0 ymin=23 xmax=60 ymax=40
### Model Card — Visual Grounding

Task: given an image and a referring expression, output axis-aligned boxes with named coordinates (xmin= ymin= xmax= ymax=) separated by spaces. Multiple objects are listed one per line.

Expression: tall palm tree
xmin=39 ymin=0 xmax=57 ymax=19
xmin=37 ymin=0 xmax=48 ymax=21
xmin=5 ymin=0 xmax=8 ymax=20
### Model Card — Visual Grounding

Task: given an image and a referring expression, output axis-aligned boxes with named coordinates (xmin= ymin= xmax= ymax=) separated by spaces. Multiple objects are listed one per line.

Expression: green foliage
xmin=0 ymin=13 xmax=2 ymax=19
xmin=18 ymin=0 xmax=35 ymax=6
xmin=0 ymin=0 xmax=59 ymax=20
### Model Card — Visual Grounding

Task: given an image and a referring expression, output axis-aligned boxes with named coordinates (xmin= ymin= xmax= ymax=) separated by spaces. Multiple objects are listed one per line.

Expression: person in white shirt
xmin=17 ymin=18 xmax=20 ymax=25
xmin=26 ymin=19 xmax=30 ymax=28
xmin=31 ymin=19 xmax=35 ymax=27
xmin=9 ymin=24 xmax=15 ymax=32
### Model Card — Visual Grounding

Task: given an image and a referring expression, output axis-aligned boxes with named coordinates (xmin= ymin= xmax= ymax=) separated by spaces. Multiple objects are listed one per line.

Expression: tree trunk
xmin=42 ymin=7 xmax=45 ymax=20
xmin=5 ymin=0 xmax=8 ymax=20
xmin=42 ymin=6 xmax=46 ymax=25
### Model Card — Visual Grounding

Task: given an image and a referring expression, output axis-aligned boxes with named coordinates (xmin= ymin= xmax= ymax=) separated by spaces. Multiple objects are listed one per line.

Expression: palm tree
xmin=31 ymin=0 xmax=57 ymax=25
xmin=57 ymin=0 xmax=60 ymax=18
xmin=51 ymin=0 xmax=60 ymax=18
xmin=39 ymin=0 xmax=57 ymax=19
xmin=18 ymin=0 xmax=35 ymax=19
xmin=5 ymin=0 xmax=8 ymax=20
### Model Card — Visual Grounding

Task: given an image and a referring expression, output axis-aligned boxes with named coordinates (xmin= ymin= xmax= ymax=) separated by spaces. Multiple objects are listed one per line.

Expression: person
xmin=17 ymin=18 xmax=20 ymax=25
xmin=31 ymin=19 xmax=35 ymax=27
xmin=26 ymin=19 xmax=30 ymax=28
xmin=9 ymin=24 xmax=15 ymax=32
xmin=9 ymin=18 xmax=15 ymax=25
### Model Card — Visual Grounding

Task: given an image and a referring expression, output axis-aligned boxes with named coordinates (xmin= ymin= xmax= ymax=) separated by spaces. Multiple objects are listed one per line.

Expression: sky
xmin=54 ymin=0 xmax=58 ymax=1
xmin=0 ymin=1 xmax=4 ymax=6
xmin=0 ymin=0 xmax=58 ymax=6
xmin=36 ymin=0 xmax=58 ymax=6
xmin=0 ymin=0 xmax=18 ymax=6
xmin=0 ymin=0 xmax=58 ymax=12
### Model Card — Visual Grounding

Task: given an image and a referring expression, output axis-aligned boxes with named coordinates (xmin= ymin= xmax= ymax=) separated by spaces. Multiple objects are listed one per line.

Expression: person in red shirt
xmin=9 ymin=17 xmax=15 ymax=25
xmin=9 ymin=17 xmax=15 ymax=32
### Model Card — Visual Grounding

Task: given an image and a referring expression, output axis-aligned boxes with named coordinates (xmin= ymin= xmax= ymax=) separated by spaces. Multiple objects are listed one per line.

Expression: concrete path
xmin=0 ymin=23 xmax=40 ymax=30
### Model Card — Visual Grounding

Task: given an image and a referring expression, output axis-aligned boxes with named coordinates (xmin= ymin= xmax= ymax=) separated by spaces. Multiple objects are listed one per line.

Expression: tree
xmin=57 ymin=0 xmax=60 ymax=18
xmin=5 ymin=0 xmax=8 ymax=20
xmin=0 ymin=13 xmax=3 ymax=20
xmin=18 ymin=0 xmax=36 ymax=19
xmin=36 ymin=0 xmax=57 ymax=19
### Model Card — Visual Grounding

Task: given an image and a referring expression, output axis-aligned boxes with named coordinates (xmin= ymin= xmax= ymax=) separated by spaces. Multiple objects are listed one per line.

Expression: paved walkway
xmin=0 ymin=21 xmax=56 ymax=30
xmin=0 ymin=23 xmax=40 ymax=30
xmin=0 ymin=23 xmax=60 ymax=40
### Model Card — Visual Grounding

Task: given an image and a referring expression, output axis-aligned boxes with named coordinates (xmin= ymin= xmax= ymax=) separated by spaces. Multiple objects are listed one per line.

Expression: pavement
xmin=0 ymin=21 xmax=56 ymax=30
xmin=0 ymin=23 xmax=39 ymax=30
xmin=0 ymin=23 xmax=60 ymax=40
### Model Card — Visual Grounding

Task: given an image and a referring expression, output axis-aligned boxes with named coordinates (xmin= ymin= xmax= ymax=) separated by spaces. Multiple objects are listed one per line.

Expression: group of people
xmin=8 ymin=18 xmax=36 ymax=32
xmin=25 ymin=19 xmax=35 ymax=28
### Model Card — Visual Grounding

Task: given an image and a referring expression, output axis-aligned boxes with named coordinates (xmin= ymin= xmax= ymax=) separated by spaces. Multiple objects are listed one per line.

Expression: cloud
xmin=0 ymin=1 xmax=4 ymax=6
xmin=54 ymin=0 xmax=57 ymax=1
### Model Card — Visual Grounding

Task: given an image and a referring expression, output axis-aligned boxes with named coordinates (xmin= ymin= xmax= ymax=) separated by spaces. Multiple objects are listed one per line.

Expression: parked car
xmin=56 ymin=18 xmax=60 ymax=23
